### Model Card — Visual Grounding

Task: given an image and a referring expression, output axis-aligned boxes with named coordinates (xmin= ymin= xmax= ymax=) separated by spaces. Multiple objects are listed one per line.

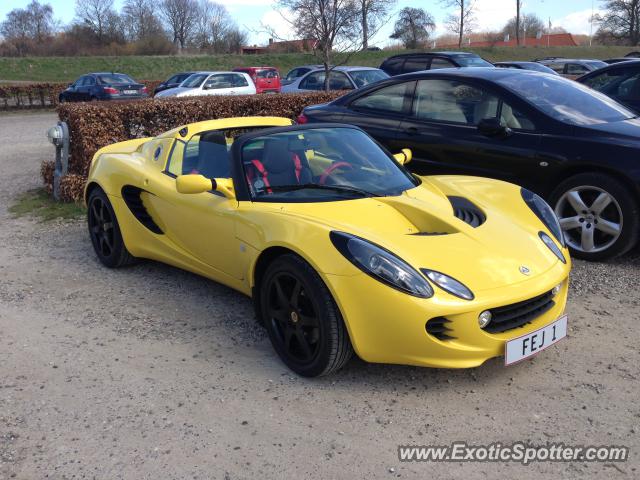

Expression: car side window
xmin=383 ymin=57 xmax=405 ymax=75
xmin=286 ymin=68 xmax=301 ymax=81
xmin=403 ymin=58 xmax=429 ymax=73
xmin=166 ymin=130 xmax=230 ymax=179
xmin=351 ymin=81 xmax=414 ymax=114
xmin=85 ymin=76 xmax=95 ymax=86
xmin=413 ymin=79 xmax=535 ymax=130
xmin=567 ymin=63 xmax=588 ymax=75
xmin=583 ymin=68 xmax=640 ymax=101
xmin=430 ymin=58 xmax=456 ymax=69
xmin=167 ymin=75 xmax=180 ymax=84
xmin=548 ymin=63 xmax=565 ymax=74
xmin=300 ymin=71 xmax=353 ymax=90
xmin=204 ymin=74 xmax=233 ymax=89
xmin=233 ymin=74 xmax=249 ymax=87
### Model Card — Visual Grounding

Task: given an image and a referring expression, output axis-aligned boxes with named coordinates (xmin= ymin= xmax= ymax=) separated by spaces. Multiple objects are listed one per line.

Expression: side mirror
xmin=478 ymin=118 xmax=512 ymax=138
xmin=393 ymin=148 xmax=413 ymax=165
xmin=176 ymin=174 xmax=212 ymax=194
xmin=176 ymin=175 xmax=235 ymax=199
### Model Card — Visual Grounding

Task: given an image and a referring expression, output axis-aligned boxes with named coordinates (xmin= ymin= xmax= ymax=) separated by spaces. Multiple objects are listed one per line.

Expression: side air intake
xmin=121 ymin=186 xmax=163 ymax=234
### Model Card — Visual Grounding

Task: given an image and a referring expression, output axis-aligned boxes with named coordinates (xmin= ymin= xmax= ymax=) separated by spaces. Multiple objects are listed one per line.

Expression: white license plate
xmin=123 ymin=90 xmax=137 ymax=95
xmin=505 ymin=315 xmax=567 ymax=365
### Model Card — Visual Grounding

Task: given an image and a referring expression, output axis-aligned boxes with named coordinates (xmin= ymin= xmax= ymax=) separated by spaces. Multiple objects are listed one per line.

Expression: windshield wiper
xmin=267 ymin=183 xmax=377 ymax=197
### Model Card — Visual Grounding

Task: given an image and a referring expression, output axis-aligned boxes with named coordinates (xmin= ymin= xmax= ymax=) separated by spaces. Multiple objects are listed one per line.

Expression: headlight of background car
xmin=420 ymin=269 xmax=474 ymax=300
xmin=521 ymin=188 xmax=565 ymax=246
xmin=539 ymin=231 xmax=567 ymax=264
xmin=330 ymin=232 xmax=433 ymax=298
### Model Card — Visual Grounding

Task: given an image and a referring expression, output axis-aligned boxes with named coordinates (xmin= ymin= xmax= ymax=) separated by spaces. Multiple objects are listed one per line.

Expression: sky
xmin=1 ymin=0 xmax=602 ymax=46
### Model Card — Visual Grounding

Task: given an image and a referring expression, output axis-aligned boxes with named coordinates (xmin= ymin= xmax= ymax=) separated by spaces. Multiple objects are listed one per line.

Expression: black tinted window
xmin=403 ymin=58 xmax=429 ymax=73
xmin=382 ymin=57 xmax=405 ymax=75
xmin=583 ymin=67 xmax=640 ymax=101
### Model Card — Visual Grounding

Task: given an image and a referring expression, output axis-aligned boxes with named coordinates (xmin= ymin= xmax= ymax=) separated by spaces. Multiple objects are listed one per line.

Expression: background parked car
xmin=536 ymin=58 xmax=607 ymax=78
xmin=380 ymin=52 xmax=494 ymax=76
xmin=281 ymin=65 xmax=327 ymax=86
xmin=59 ymin=72 xmax=148 ymax=102
xmin=233 ymin=66 xmax=281 ymax=93
xmin=577 ymin=60 xmax=640 ymax=113
xmin=494 ymin=61 xmax=559 ymax=75
xmin=300 ymin=68 xmax=640 ymax=261
xmin=603 ymin=58 xmax=635 ymax=65
xmin=281 ymin=66 xmax=388 ymax=93
xmin=154 ymin=72 xmax=196 ymax=96
xmin=155 ymin=71 xmax=256 ymax=98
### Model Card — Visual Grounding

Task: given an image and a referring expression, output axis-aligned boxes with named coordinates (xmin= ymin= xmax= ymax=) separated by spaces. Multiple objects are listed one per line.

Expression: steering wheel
xmin=319 ymin=162 xmax=353 ymax=185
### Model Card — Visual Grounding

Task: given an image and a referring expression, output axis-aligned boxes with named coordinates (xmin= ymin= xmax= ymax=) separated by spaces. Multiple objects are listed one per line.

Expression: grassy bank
xmin=0 ymin=46 xmax=634 ymax=82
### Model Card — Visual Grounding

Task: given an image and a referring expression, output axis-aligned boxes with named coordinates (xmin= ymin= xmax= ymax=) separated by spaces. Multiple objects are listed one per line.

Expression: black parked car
xmin=59 ymin=73 xmax=148 ymax=102
xmin=577 ymin=60 xmax=640 ymax=113
xmin=153 ymin=71 xmax=196 ymax=95
xmin=300 ymin=68 xmax=640 ymax=260
xmin=380 ymin=52 xmax=493 ymax=76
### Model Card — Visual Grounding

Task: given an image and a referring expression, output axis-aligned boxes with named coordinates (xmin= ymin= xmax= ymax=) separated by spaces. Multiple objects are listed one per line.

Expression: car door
xmin=339 ymin=80 xmax=416 ymax=153
xmin=71 ymin=76 xmax=88 ymax=101
xmin=299 ymin=71 xmax=354 ymax=91
xmin=581 ymin=66 xmax=640 ymax=113
xmin=83 ymin=75 xmax=96 ymax=100
xmin=232 ymin=73 xmax=255 ymax=94
xmin=397 ymin=77 xmax=542 ymax=183
xmin=65 ymin=78 xmax=81 ymax=101
xmin=144 ymin=130 xmax=243 ymax=279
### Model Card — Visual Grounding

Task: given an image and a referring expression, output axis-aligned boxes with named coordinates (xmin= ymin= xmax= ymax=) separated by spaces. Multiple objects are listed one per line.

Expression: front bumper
xmin=324 ymin=260 xmax=570 ymax=368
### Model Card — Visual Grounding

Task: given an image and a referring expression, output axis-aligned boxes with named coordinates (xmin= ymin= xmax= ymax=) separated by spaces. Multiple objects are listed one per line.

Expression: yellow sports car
xmin=85 ymin=116 xmax=571 ymax=376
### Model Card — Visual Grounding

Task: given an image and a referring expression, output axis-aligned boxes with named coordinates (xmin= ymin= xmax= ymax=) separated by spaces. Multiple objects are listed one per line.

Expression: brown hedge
xmin=44 ymin=91 xmax=345 ymax=201
xmin=0 ymin=80 xmax=162 ymax=110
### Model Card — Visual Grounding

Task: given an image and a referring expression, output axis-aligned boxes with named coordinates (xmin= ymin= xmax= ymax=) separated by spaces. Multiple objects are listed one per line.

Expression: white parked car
xmin=155 ymin=71 xmax=256 ymax=98
xmin=281 ymin=66 xmax=389 ymax=93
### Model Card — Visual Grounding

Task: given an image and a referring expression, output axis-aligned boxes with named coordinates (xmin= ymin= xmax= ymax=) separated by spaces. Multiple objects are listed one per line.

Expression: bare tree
xmin=595 ymin=0 xmax=640 ymax=45
xmin=276 ymin=0 xmax=360 ymax=90
xmin=357 ymin=0 xmax=395 ymax=50
xmin=74 ymin=0 xmax=115 ymax=43
xmin=160 ymin=0 xmax=198 ymax=49
xmin=122 ymin=0 xmax=163 ymax=41
xmin=389 ymin=7 xmax=436 ymax=49
xmin=503 ymin=13 xmax=545 ymax=40
xmin=26 ymin=0 xmax=54 ymax=43
xmin=442 ymin=0 xmax=475 ymax=48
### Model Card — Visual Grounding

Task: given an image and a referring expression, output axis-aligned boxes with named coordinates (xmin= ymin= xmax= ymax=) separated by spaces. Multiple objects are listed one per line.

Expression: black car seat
xmin=247 ymin=138 xmax=312 ymax=193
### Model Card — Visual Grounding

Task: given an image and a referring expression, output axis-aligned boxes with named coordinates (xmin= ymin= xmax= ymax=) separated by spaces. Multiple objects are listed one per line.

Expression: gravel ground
xmin=0 ymin=112 xmax=639 ymax=480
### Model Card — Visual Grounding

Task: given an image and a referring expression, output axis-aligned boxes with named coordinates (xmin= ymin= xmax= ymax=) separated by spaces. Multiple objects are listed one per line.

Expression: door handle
xmin=405 ymin=127 xmax=418 ymax=135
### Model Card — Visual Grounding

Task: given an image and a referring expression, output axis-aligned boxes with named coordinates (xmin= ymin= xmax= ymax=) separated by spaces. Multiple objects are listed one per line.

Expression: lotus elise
xmin=85 ymin=116 xmax=571 ymax=376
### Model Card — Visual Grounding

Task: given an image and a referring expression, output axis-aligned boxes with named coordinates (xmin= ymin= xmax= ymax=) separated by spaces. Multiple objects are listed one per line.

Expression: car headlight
xmin=420 ymin=269 xmax=474 ymax=300
xmin=522 ymin=188 xmax=564 ymax=246
xmin=539 ymin=231 xmax=566 ymax=263
xmin=330 ymin=231 xmax=433 ymax=298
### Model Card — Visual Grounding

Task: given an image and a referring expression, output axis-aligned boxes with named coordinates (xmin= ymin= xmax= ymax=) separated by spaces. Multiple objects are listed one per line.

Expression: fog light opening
xmin=478 ymin=310 xmax=492 ymax=329
xmin=552 ymin=284 xmax=562 ymax=297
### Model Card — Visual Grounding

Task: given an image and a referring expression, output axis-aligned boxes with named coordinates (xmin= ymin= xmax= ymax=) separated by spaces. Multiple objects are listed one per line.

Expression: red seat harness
xmin=248 ymin=153 xmax=303 ymax=193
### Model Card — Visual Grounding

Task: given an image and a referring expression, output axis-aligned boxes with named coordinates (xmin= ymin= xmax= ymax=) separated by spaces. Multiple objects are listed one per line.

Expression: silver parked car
xmin=281 ymin=66 xmax=389 ymax=93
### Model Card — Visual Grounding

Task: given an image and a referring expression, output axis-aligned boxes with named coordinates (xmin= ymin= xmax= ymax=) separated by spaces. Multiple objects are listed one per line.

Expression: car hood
xmin=156 ymin=87 xmax=190 ymax=97
xmin=259 ymin=177 xmax=565 ymax=294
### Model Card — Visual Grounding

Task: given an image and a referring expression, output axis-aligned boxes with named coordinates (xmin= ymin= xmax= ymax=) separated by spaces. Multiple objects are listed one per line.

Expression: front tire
xmin=550 ymin=173 xmax=639 ymax=261
xmin=87 ymin=188 xmax=137 ymax=268
xmin=259 ymin=254 xmax=353 ymax=377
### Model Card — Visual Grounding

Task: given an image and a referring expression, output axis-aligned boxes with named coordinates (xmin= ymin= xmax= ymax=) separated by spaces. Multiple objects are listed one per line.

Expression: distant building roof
xmin=438 ymin=33 xmax=578 ymax=49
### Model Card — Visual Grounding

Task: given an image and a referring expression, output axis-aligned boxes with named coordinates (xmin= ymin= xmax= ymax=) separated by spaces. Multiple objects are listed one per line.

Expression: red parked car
xmin=232 ymin=67 xmax=281 ymax=93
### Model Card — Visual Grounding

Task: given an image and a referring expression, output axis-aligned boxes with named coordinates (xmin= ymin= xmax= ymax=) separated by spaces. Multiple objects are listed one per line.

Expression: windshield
xmin=242 ymin=127 xmax=417 ymax=202
xmin=496 ymin=73 xmax=636 ymax=125
xmin=454 ymin=55 xmax=494 ymax=68
xmin=181 ymin=73 xmax=209 ymax=88
xmin=349 ymin=69 xmax=389 ymax=88
xmin=98 ymin=74 xmax=135 ymax=84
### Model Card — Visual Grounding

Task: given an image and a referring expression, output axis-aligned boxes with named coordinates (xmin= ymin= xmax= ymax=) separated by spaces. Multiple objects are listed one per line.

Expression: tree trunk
xmin=362 ymin=0 xmax=368 ymax=50
xmin=458 ymin=1 xmax=464 ymax=48
xmin=516 ymin=1 xmax=521 ymax=46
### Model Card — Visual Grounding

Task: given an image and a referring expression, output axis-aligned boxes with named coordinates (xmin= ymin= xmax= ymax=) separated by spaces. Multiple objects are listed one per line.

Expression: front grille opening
xmin=448 ymin=196 xmax=486 ymax=228
xmin=426 ymin=317 xmax=456 ymax=341
xmin=485 ymin=290 xmax=555 ymax=333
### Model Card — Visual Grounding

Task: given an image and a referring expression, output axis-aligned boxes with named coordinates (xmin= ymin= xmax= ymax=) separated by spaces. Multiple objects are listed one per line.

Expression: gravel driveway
xmin=0 ymin=112 xmax=638 ymax=479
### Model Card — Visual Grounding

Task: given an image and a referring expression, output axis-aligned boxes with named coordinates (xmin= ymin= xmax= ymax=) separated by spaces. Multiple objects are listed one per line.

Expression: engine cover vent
xmin=448 ymin=196 xmax=486 ymax=228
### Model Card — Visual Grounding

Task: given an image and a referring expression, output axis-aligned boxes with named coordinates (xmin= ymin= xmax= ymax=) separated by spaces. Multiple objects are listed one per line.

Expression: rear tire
xmin=550 ymin=173 xmax=639 ymax=261
xmin=259 ymin=254 xmax=353 ymax=377
xmin=87 ymin=188 xmax=137 ymax=268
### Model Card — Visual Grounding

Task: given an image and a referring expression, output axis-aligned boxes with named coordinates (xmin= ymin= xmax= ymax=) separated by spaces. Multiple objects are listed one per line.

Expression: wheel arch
xmin=550 ymin=165 xmax=640 ymax=202
xmin=84 ymin=181 xmax=104 ymax=206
